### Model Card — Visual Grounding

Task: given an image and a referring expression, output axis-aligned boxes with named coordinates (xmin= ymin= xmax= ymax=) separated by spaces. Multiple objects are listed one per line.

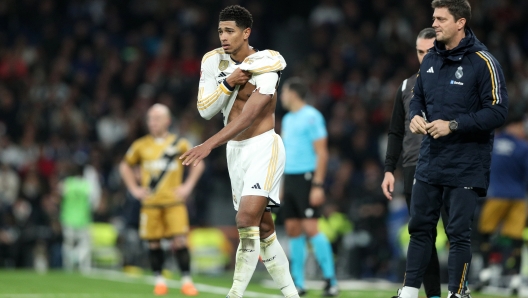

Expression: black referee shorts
xmin=282 ymin=172 xmax=322 ymax=219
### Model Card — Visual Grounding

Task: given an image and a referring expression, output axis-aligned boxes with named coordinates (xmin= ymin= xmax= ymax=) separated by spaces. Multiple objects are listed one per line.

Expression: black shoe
xmin=296 ymin=287 xmax=307 ymax=297
xmin=449 ymin=293 xmax=471 ymax=298
xmin=390 ymin=288 xmax=402 ymax=298
xmin=461 ymin=289 xmax=472 ymax=298
xmin=322 ymin=279 xmax=339 ymax=297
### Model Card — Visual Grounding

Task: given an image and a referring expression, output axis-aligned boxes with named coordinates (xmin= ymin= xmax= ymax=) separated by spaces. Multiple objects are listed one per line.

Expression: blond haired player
xmin=181 ymin=5 xmax=299 ymax=298
xmin=120 ymin=104 xmax=204 ymax=296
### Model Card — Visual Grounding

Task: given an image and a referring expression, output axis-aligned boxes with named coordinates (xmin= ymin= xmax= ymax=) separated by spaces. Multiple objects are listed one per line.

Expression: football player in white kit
xmin=180 ymin=4 xmax=299 ymax=298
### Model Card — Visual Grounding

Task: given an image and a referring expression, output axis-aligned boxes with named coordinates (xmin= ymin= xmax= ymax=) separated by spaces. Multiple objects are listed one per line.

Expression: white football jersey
xmin=197 ymin=48 xmax=286 ymax=125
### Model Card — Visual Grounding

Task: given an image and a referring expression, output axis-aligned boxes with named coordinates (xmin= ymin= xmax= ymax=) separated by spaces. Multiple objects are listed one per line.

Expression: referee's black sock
xmin=174 ymin=247 xmax=191 ymax=276
xmin=149 ymin=248 xmax=164 ymax=276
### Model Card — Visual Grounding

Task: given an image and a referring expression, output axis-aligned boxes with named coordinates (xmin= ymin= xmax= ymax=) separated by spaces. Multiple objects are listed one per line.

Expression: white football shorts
xmin=226 ymin=129 xmax=285 ymax=211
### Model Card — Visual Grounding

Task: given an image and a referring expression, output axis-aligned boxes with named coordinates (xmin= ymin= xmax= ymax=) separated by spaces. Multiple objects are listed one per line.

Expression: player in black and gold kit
xmin=120 ymin=104 xmax=204 ymax=296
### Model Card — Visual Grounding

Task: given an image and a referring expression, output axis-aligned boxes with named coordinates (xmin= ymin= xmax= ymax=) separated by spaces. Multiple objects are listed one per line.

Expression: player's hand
xmin=426 ymin=120 xmax=450 ymax=139
xmin=381 ymin=172 xmax=395 ymax=200
xmin=175 ymin=183 xmax=193 ymax=201
xmin=226 ymin=68 xmax=252 ymax=86
xmin=410 ymin=115 xmax=428 ymax=135
xmin=180 ymin=143 xmax=212 ymax=167
xmin=309 ymin=187 xmax=325 ymax=207
xmin=130 ymin=186 xmax=150 ymax=200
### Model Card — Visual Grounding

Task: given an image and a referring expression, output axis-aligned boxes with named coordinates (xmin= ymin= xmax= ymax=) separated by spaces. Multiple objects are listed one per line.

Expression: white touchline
xmin=85 ymin=268 xmax=284 ymax=298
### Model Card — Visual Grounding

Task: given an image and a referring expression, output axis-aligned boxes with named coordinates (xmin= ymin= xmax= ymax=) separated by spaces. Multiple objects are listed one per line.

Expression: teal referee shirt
xmin=282 ymin=105 xmax=327 ymax=174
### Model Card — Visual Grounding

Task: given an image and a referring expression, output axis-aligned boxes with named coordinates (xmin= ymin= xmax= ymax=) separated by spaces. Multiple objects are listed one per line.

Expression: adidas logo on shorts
xmin=251 ymin=183 xmax=261 ymax=189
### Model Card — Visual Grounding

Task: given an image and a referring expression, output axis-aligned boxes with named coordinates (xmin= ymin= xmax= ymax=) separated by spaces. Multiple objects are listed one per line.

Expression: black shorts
xmin=282 ymin=172 xmax=322 ymax=219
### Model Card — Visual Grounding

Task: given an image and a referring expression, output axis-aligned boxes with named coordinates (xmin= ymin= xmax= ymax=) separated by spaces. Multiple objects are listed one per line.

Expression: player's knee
xmin=172 ymin=236 xmax=187 ymax=249
xmin=235 ymin=212 xmax=258 ymax=228
xmin=284 ymin=220 xmax=302 ymax=237
xmin=304 ymin=227 xmax=319 ymax=238
xmin=149 ymin=240 xmax=161 ymax=249
xmin=408 ymin=215 xmax=435 ymax=235
xmin=285 ymin=226 xmax=297 ymax=237
xmin=445 ymin=224 xmax=470 ymax=242
xmin=259 ymin=222 xmax=274 ymax=239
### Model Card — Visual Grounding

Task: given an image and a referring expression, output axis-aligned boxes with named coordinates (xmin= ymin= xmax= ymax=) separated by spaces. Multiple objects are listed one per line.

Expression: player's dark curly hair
xmin=219 ymin=5 xmax=253 ymax=29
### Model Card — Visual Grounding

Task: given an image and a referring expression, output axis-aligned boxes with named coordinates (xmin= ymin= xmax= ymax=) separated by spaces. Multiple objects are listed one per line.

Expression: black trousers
xmin=403 ymin=166 xmax=441 ymax=298
xmin=404 ymin=179 xmax=478 ymax=295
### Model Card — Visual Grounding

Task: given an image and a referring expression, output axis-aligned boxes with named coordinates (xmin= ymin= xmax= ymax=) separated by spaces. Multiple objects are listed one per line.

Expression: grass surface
xmin=0 ymin=270 xmax=500 ymax=298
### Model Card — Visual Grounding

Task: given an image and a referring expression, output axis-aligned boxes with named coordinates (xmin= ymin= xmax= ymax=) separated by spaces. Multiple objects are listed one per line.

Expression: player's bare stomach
xmin=228 ymin=81 xmax=277 ymax=141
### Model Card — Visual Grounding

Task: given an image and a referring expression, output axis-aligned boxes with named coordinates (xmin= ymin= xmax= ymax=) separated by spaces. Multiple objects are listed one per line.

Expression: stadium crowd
xmin=0 ymin=0 xmax=527 ymax=281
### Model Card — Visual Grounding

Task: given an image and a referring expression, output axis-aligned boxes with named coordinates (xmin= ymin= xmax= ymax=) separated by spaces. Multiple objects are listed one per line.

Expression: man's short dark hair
xmin=284 ymin=77 xmax=308 ymax=99
xmin=431 ymin=0 xmax=471 ymax=26
xmin=219 ymin=5 xmax=253 ymax=29
xmin=417 ymin=28 xmax=436 ymax=40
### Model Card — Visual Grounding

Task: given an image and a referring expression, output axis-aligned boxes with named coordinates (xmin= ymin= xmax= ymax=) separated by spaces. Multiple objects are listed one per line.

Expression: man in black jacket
xmin=394 ymin=1 xmax=508 ymax=298
xmin=382 ymin=28 xmax=441 ymax=298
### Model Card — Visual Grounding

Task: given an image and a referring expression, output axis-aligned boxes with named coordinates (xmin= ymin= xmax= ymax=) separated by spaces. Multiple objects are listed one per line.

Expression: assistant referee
xmin=279 ymin=77 xmax=338 ymax=297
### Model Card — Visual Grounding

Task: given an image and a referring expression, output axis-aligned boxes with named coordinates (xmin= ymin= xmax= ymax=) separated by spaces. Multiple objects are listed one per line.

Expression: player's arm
xmin=385 ymin=82 xmax=405 ymax=173
xmin=119 ymin=143 xmax=149 ymax=200
xmin=309 ymin=110 xmax=328 ymax=206
xmin=454 ymin=54 xmax=508 ymax=133
xmin=185 ymin=160 xmax=204 ymax=189
xmin=240 ymin=50 xmax=287 ymax=75
xmin=309 ymin=110 xmax=329 ymax=187
xmin=197 ymin=58 xmax=232 ymax=120
xmin=197 ymin=56 xmax=250 ymax=120
xmin=310 ymin=137 xmax=328 ymax=206
xmin=182 ymin=72 xmax=279 ymax=166
xmin=177 ymin=158 xmax=205 ymax=200
xmin=382 ymin=82 xmax=405 ymax=200
xmin=312 ymin=145 xmax=329 ymax=183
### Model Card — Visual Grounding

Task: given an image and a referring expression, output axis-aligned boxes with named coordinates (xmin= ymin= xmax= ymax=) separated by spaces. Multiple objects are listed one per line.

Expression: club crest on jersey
xmin=455 ymin=66 xmax=463 ymax=79
xmin=219 ymin=60 xmax=229 ymax=71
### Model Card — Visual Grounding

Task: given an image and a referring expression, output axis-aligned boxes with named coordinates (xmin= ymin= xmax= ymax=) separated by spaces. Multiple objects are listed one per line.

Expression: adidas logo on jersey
xmin=251 ymin=183 xmax=261 ymax=189
xmin=217 ymin=72 xmax=227 ymax=85
xmin=427 ymin=67 xmax=434 ymax=73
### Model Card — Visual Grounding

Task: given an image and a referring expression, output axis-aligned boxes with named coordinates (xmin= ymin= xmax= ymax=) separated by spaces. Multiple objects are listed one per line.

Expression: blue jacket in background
xmin=410 ymin=28 xmax=508 ymax=195
xmin=488 ymin=132 xmax=528 ymax=199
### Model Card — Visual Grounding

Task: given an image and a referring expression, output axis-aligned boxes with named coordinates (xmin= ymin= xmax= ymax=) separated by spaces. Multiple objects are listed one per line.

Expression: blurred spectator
xmin=309 ymin=0 xmax=344 ymax=27
xmin=96 ymin=96 xmax=130 ymax=149
xmin=0 ymin=162 xmax=19 ymax=208
xmin=2 ymin=198 xmax=37 ymax=268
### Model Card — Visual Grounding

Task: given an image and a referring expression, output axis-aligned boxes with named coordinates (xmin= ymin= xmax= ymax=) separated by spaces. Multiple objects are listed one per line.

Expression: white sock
xmin=155 ymin=275 xmax=166 ymax=285
xmin=260 ymin=232 xmax=299 ymax=298
xmin=399 ymin=286 xmax=419 ymax=298
xmin=448 ymin=292 xmax=461 ymax=298
xmin=227 ymin=227 xmax=260 ymax=298
xmin=181 ymin=275 xmax=192 ymax=284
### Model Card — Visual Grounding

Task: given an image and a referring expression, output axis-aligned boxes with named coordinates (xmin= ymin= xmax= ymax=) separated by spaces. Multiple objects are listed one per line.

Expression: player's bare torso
xmin=228 ymin=81 xmax=277 ymax=141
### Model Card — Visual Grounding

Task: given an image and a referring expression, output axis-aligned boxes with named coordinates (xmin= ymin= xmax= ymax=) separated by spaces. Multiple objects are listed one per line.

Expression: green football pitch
xmin=0 ymin=270 xmax=499 ymax=298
